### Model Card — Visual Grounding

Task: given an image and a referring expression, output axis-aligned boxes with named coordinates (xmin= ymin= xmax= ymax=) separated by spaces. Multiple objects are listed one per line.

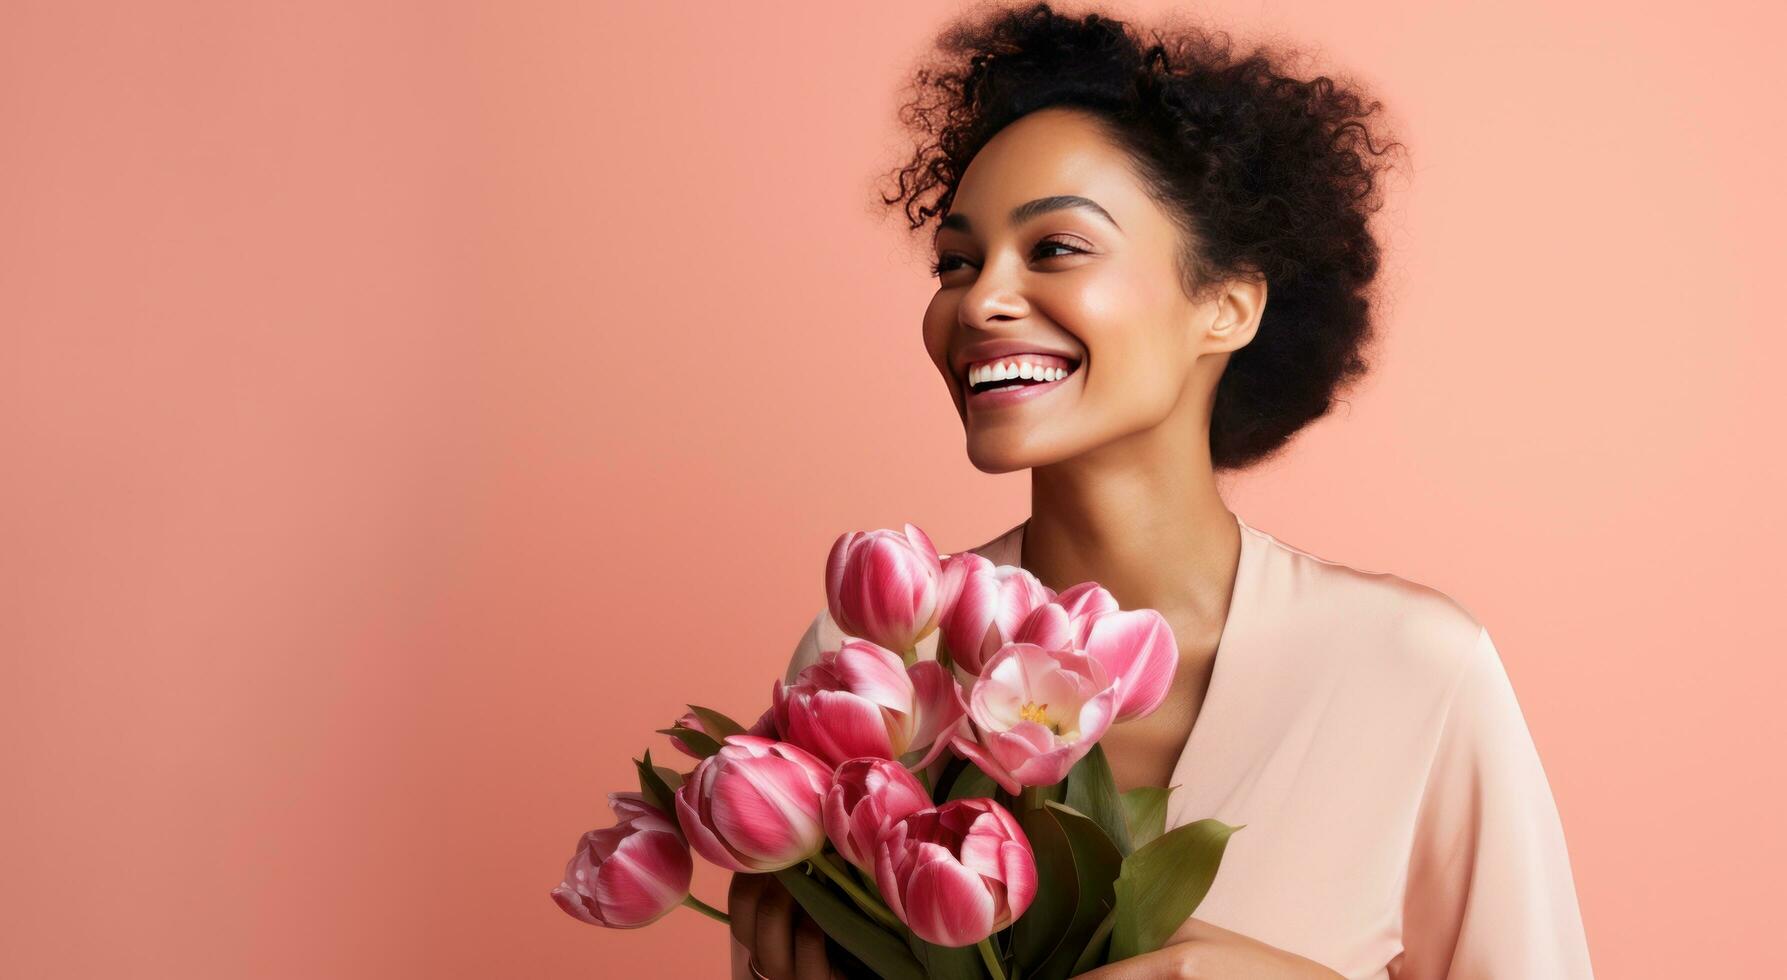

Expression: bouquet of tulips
xmin=552 ymin=524 xmax=1243 ymax=978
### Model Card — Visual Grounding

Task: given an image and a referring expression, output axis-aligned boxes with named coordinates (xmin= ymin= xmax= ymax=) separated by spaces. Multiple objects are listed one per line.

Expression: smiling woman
xmin=725 ymin=3 xmax=1594 ymax=979
xmin=893 ymin=5 xmax=1398 ymax=475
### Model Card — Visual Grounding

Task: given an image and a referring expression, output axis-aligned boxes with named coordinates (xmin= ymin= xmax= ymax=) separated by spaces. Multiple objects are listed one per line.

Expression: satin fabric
xmin=787 ymin=511 xmax=1594 ymax=979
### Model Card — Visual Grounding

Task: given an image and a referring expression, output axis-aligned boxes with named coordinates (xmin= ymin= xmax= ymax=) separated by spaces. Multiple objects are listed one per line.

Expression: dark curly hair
xmin=879 ymin=1 xmax=1407 ymax=470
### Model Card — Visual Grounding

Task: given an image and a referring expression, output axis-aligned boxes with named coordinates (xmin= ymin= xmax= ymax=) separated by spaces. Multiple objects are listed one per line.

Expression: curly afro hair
xmin=879 ymin=1 xmax=1407 ymax=470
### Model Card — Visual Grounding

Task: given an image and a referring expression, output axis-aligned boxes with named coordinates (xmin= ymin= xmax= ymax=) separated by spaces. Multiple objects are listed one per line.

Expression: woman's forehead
xmin=950 ymin=111 xmax=1150 ymax=229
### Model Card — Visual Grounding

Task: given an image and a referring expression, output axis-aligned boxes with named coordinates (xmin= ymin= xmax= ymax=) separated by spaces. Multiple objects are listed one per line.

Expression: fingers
xmin=728 ymin=873 xmax=768 ymax=953
xmin=729 ymin=873 xmax=833 ymax=980
xmin=793 ymin=912 xmax=832 ymax=980
xmin=752 ymin=876 xmax=798 ymax=979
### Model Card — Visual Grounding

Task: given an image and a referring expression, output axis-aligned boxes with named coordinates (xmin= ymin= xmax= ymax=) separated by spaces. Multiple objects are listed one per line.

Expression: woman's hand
xmin=727 ymin=872 xmax=839 ymax=980
xmin=1074 ymin=917 xmax=1346 ymax=979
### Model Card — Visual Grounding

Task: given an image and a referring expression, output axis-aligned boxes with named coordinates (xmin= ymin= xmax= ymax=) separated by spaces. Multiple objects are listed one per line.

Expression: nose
xmin=957 ymin=258 xmax=1031 ymax=330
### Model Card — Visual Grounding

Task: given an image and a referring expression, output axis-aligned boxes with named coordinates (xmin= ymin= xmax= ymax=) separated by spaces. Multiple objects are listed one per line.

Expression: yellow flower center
xmin=1019 ymin=701 xmax=1057 ymax=732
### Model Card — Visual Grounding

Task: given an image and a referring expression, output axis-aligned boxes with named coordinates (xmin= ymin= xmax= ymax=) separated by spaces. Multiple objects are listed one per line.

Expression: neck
xmin=1021 ymin=423 xmax=1240 ymax=625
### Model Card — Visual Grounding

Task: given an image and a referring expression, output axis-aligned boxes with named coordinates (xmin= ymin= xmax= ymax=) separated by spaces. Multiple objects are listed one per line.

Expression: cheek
xmin=921 ymin=295 xmax=957 ymax=373
xmin=1039 ymin=268 xmax=1167 ymax=366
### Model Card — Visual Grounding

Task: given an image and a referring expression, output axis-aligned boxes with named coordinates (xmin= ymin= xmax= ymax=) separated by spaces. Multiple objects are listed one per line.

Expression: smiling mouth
xmin=966 ymin=360 xmax=1081 ymax=395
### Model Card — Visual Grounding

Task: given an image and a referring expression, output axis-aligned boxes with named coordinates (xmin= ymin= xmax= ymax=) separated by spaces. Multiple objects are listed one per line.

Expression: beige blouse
xmin=787 ymin=511 xmax=1595 ymax=979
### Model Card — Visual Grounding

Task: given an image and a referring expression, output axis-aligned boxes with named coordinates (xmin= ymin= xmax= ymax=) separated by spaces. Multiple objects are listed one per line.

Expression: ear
xmin=1203 ymin=274 xmax=1267 ymax=354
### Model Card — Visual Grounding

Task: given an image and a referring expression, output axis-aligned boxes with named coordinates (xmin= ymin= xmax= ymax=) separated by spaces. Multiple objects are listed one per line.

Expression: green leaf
xmin=944 ymin=763 xmax=999 ymax=803
xmin=1064 ymin=745 xmax=1133 ymax=856
xmin=1068 ymin=906 xmax=1118 ymax=975
xmin=929 ymin=757 xmax=969 ymax=804
xmin=1011 ymin=806 xmax=1079 ymax=969
xmin=1028 ymin=802 xmax=1124 ymax=980
xmin=775 ymin=867 xmax=926 ymax=980
xmin=1118 ymin=787 xmax=1172 ymax=851
xmin=656 ymin=726 xmax=722 ymax=758
xmin=905 ymin=932 xmax=985 ymax=979
xmin=1108 ymin=818 xmax=1245 ymax=961
xmin=685 ymin=704 xmax=746 ymax=739
xmin=651 ymin=765 xmax=685 ymax=791
xmin=634 ymin=751 xmax=677 ymax=815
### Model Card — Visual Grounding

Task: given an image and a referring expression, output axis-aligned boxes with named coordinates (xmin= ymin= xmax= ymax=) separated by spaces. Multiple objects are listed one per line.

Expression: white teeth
xmin=967 ymin=357 xmax=1076 ymax=388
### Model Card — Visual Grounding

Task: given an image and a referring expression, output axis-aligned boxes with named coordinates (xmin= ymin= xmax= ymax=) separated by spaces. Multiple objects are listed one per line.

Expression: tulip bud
xmin=550 ymin=793 xmax=693 ymax=929
xmin=949 ymin=642 xmax=1119 ymax=794
xmin=874 ymin=798 xmax=1038 ymax=947
xmin=825 ymin=524 xmax=944 ymax=653
xmin=936 ymin=552 xmax=1055 ymax=675
xmin=674 ymin=735 xmax=832 ymax=873
xmin=773 ymin=638 xmax=964 ymax=770
xmin=667 ymin=710 xmax=709 ymax=759
xmin=822 ymin=758 xmax=932 ymax=871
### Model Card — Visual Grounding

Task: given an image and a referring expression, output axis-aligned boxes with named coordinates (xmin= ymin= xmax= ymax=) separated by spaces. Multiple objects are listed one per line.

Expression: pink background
xmin=3 ymin=1 xmax=1781 ymax=976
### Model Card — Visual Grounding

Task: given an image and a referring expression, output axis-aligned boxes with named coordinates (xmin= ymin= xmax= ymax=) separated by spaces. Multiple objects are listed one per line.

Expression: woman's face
xmin=922 ymin=107 xmax=1261 ymax=473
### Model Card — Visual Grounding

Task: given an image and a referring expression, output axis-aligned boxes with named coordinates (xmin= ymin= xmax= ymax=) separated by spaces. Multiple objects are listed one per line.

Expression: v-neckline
xmin=981 ymin=511 xmax=1261 ymax=810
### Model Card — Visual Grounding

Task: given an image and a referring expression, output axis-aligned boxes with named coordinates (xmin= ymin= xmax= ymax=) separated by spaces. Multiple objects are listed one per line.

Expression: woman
xmin=728 ymin=4 xmax=1593 ymax=977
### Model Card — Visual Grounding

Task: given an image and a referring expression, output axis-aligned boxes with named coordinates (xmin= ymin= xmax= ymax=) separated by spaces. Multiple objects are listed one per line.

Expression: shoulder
xmin=1242 ymin=521 xmax=1489 ymax=692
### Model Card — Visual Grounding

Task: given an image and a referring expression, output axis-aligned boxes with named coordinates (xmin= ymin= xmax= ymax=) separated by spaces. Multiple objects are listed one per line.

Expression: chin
xmin=963 ymin=434 xmax=1063 ymax=474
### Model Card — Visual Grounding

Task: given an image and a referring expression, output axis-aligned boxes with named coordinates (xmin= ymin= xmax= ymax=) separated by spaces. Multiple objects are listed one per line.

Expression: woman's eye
xmin=1033 ymin=238 xmax=1086 ymax=260
xmin=929 ymin=238 xmax=1089 ymax=278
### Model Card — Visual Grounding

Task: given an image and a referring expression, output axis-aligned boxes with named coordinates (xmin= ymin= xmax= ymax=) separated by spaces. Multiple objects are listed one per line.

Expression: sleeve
xmin=1392 ymin=626 xmax=1596 ymax=979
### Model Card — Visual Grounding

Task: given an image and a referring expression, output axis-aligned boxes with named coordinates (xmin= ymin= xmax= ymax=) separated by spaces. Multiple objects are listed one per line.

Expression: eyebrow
xmin=936 ymin=195 xmax=1122 ymax=239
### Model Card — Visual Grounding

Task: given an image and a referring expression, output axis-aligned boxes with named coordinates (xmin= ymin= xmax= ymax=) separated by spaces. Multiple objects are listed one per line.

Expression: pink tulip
xmin=773 ymin=638 xmax=964 ymax=769
xmin=949 ymin=642 xmax=1119 ymax=794
xmin=667 ymin=710 xmax=710 ymax=759
xmin=675 ymin=735 xmax=832 ymax=873
xmin=1011 ymin=581 xmax=1119 ymax=650
xmin=1018 ymin=587 xmax=1178 ymax=722
xmin=823 ymin=758 xmax=932 ymax=871
xmin=873 ymin=798 xmax=1038 ymax=947
xmin=935 ymin=551 xmax=1056 ymax=675
xmin=551 ymin=793 xmax=693 ymax=929
xmin=826 ymin=524 xmax=945 ymax=653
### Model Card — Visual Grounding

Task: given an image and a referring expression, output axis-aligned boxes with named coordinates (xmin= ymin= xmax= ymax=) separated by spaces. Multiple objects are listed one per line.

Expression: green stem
xmin=681 ymin=894 xmax=730 ymax=924
xmin=977 ymin=937 xmax=1008 ymax=979
xmin=809 ymin=851 xmax=903 ymax=933
xmin=1020 ymin=784 xmax=1044 ymax=812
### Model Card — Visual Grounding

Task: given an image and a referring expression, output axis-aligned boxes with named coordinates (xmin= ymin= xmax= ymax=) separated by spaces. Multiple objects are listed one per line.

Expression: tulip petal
xmin=708 ymin=758 xmax=824 ymax=868
xmin=997 ymin=839 xmax=1038 ymax=920
xmin=904 ymin=845 xmax=998 ymax=947
xmin=677 ymin=779 xmax=750 ymax=873
xmin=591 ymin=830 xmax=692 ymax=928
xmin=904 ymin=660 xmax=966 ymax=755
xmin=1055 ymin=581 xmax=1119 ymax=621
xmin=831 ymin=641 xmax=916 ymax=712
xmin=785 ymin=689 xmax=896 ymax=766
xmin=949 ymin=732 xmax=1023 ymax=795
xmin=1084 ymin=609 xmax=1177 ymax=721
xmin=1014 ymin=601 xmax=1072 ymax=649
